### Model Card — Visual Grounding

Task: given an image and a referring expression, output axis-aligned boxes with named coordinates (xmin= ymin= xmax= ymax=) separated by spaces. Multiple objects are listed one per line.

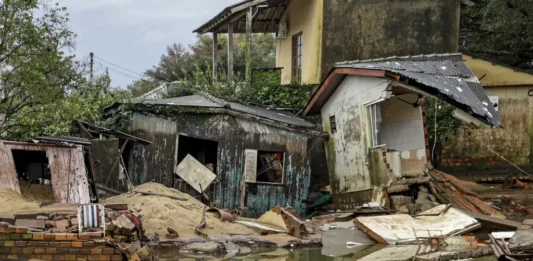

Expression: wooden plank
xmin=104 ymin=139 xmax=128 ymax=187
xmin=227 ymin=23 xmax=234 ymax=82
xmin=0 ymin=142 xmax=19 ymax=193
xmin=212 ymin=32 xmax=218 ymax=80
xmin=245 ymin=7 xmax=252 ymax=84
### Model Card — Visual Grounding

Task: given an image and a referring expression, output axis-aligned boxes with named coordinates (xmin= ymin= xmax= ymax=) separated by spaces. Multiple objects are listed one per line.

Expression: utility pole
xmin=89 ymin=52 xmax=94 ymax=82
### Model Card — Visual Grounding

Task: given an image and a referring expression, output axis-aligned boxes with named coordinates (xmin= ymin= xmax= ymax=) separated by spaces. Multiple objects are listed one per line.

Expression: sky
xmin=61 ymin=0 xmax=236 ymax=88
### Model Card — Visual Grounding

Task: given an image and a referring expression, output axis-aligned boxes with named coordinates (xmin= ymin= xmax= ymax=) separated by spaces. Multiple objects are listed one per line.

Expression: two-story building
xmin=194 ymin=0 xmax=460 ymax=84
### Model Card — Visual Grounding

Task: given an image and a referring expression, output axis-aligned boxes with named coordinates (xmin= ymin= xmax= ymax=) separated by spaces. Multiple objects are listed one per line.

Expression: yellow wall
xmin=276 ymin=0 xmax=323 ymax=84
xmin=463 ymin=54 xmax=533 ymax=87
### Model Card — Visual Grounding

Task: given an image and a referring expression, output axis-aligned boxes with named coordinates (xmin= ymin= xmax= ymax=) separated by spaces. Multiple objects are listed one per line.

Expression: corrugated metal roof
xmin=335 ymin=53 xmax=501 ymax=127
xmin=138 ymin=92 xmax=316 ymax=129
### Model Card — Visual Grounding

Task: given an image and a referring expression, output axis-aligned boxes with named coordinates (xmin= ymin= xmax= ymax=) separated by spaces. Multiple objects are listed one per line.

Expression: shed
xmin=114 ymin=92 xmax=325 ymax=217
xmin=0 ymin=140 xmax=91 ymax=204
xmin=303 ymin=53 xmax=500 ymax=209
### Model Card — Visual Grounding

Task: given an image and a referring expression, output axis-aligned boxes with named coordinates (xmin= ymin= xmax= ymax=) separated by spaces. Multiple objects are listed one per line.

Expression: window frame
xmin=291 ymin=32 xmax=303 ymax=83
xmin=365 ymin=99 xmax=386 ymax=148
xmin=243 ymin=149 xmax=286 ymax=185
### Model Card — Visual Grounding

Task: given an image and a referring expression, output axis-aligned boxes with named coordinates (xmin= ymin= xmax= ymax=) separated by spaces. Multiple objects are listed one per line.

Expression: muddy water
xmin=153 ymin=246 xmax=499 ymax=261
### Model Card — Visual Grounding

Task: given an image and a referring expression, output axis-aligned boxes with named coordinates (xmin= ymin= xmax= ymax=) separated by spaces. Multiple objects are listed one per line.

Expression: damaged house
xmin=108 ymin=92 xmax=326 ymax=217
xmin=303 ymin=53 xmax=501 ymax=211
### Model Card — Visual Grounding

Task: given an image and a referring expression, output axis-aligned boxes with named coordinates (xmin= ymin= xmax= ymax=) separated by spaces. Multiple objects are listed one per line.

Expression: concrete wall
xmin=320 ymin=0 xmax=460 ymax=80
xmin=276 ymin=0 xmax=323 ymax=84
xmin=380 ymin=95 xmax=425 ymax=152
xmin=442 ymin=86 xmax=533 ymax=165
xmin=320 ymin=75 xmax=394 ymax=194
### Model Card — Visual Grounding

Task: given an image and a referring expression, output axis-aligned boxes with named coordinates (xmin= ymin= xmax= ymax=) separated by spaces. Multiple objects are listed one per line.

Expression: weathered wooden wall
xmin=129 ymin=111 xmax=314 ymax=217
xmin=0 ymin=142 xmax=20 ymax=193
xmin=90 ymin=139 xmax=126 ymax=192
xmin=0 ymin=142 xmax=90 ymax=204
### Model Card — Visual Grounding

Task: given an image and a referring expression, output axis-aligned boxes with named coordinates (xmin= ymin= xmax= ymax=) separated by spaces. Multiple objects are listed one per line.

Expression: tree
xmin=0 ymin=0 xmax=84 ymax=136
xmin=461 ymin=0 xmax=533 ymax=69
xmin=143 ymin=33 xmax=276 ymax=86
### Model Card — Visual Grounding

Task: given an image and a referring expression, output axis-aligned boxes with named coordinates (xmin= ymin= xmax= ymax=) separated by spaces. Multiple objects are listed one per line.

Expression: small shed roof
xmin=304 ymin=53 xmax=501 ymax=127
xmin=137 ymin=92 xmax=316 ymax=129
xmin=194 ymin=0 xmax=291 ymax=34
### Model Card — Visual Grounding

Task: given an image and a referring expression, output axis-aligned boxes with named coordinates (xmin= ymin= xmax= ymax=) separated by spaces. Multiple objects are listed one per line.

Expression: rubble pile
xmin=106 ymin=211 xmax=152 ymax=261
xmin=386 ymin=171 xmax=438 ymax=215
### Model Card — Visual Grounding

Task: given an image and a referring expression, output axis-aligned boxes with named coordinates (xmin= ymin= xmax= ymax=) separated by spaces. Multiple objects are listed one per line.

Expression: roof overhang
xmin=304 ymin=68 xmax=387 ymax=115
xmin=194 ymin=0 xmax=291 ymax=34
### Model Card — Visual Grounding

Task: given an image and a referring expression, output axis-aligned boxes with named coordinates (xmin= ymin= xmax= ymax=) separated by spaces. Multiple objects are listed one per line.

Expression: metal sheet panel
xmin=175 ymin=154 xmax=216 ymax=193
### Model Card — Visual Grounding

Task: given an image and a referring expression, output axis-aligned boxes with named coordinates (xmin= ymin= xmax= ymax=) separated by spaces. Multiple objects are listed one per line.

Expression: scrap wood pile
xmin=491 ymin=219 xmax=533 ymax=261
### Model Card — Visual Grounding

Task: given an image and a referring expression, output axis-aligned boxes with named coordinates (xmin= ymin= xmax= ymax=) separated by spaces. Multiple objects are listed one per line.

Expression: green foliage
xmin=127 ymin=80 xmax=158 ymax=98
xmin=165 ymin=65 xmax=316 ymax=111
xmin=425 ymin=97 xmax=463 ymax=142
xmin=461 ymin=0 xmax=533 ymax=69
xmin=0 ymin=1 xmax=129 ymax=139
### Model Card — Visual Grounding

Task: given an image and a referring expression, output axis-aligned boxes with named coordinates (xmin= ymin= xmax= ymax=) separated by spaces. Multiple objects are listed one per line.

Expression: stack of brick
xmin=105 ymin=212 xmax=151 ymax=261
xmin=0 ymin=226 xmax=122 ymax=260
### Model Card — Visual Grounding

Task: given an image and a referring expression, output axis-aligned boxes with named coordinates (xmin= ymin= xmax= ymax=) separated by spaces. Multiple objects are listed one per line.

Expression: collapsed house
xmin=107 ymin=92 xmax=326 ymax=218
xmin=0 ymin=138 xmax=92 ymax=204
xmin=303 ymin=53 xmax=501 ymax=211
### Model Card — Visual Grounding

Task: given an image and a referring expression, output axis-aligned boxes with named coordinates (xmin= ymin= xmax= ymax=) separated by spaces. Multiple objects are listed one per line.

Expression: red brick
xmin=4 ymin=241 xmax=14 ymax=247
xmin=41 ymin=254 xmax=54 ymax=260
xmin=87 ymin=232 xmax=103 ymax=239
xmin=34 ymin=247 xmax=46 ymax=254
xmin=90 ymin=248 xmax=102 ymax=255
xmin=102 ymin=248 xmax=115 ymax=255
xmin=4 ymin=227 xmax=16 ymax=233
xmin=77 ymin=254 xmax=88 ymax=260
xmin=72 ymin=241 xmax=83 ymax=248
xmin=83 ymin=241 xmax=95 ymax=247
xmin=10 ymin=247 xmax=22 ymax=254
xmin=55 ymin=254 xmax=66 ymax=260
xmin=44 ymin=234 xmax=56 ymax=240
xmin=15 ymin=227 xmax=28 ymax=234
xmin=98 ymin=255 xmax=111 ymax=261
xmin=69 ymin=248 xmax=80 ymax=254
xmin=79 ymin=249 xmax=92 ymax=255
xmin=65 ymin=254 xmax=77 ymax=260
xmin=57 ymin=248 xmax=70 ymax=254
xmin=49 ymin=241 xmax=61 ymax=247
xmin=111 ymin=255 xmax=122 ymax=261
xmin=33 ymin=233 xmax=45 ymax=240
xmin=56 ymin=233 xmax=68 ymax=240
xmin=46 ymin=247 xmax=57 ymax=254
xmin=22 ymin=247 xmax=33 ymax=254
xmin=61 ymin=242 xmax=72 ymax=247
xmin=79 ymin=234 xmax=91 ymax=240
xmin=67 ymin=234 xmax=79 ymax=241
xmin=88 ymin=255 xmax=100 ymax=261
xmin=15 ymin=219 xmax=45 ymax=229
xmin=14 ymin=241 xmax=25 ymax=247
xmin=30 ymin=254 xmax=41 ymax=259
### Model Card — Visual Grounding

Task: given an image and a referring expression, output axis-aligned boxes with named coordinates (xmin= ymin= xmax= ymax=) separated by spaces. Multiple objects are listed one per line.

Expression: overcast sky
xmin=61 ymin=0 xmax=235 ymax=88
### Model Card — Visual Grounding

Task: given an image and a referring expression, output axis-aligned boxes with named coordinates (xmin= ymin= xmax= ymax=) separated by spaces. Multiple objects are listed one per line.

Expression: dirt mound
xmin=0 ymin=188 xmax=41 ymax=213
xmin=105 ymin=182 xmax=259 ymax=238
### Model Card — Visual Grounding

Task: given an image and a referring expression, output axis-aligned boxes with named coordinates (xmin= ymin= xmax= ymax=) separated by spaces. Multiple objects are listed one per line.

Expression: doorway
xmin=175 ymin=135 xmax=219 ymax=202
xmin=12 ymin=149 xmax=55 ymax=203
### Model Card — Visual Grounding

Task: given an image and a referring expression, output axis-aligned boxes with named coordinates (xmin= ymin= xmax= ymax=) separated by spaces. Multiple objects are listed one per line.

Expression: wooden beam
xmin=245 ymin=7 xmax=252 ymax=85
xmin=227 ymin=23 xmax=234 ymax=82
xmin=212 ymin=32 xmax=218 ymax=80
xmin=104 ymin=139 xmax=129 ymax=186
xmin=231 ymin=0 xmax=267 ymax=13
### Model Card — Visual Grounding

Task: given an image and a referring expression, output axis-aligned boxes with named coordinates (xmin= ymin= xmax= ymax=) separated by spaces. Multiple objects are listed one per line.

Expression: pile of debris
xmin=107 ymin=211 xmax=152 ymax=261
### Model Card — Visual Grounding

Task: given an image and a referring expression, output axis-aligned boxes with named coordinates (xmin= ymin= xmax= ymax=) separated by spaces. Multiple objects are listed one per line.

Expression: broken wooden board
xmin=175 ymin=154 xmax=216 ymax=194
xmin=354 ymin=205 xmax=480 ymax=245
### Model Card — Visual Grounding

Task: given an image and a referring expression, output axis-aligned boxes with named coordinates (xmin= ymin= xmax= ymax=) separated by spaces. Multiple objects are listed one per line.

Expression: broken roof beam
xmin=74 ymin=120 xmax=152 ymax=145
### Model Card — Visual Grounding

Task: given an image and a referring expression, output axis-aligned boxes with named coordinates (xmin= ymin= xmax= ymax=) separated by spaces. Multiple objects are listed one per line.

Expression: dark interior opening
xmin=12 ymin=149 xmax=55 ymax=203
xmin=256 ymin=151 xmax=284 ymax=183
xmin=177 ymin=135 xmax=218 ymax=173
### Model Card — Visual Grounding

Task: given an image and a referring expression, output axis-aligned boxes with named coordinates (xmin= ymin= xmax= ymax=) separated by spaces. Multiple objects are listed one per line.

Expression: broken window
xmin=367 ymin=102 xmax=384 ymax=147
xmin=330 ymin=115 xmax=337 ymax=133
xmin=243 ymin=149 xmax=285 ymax=184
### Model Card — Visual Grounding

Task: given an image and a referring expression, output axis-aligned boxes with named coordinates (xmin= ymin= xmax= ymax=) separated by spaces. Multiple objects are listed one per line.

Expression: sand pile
xmin=105 ymin=182 xmax=259 ymax=238
xmin=0 ymin=188 xmax=41 ymax=213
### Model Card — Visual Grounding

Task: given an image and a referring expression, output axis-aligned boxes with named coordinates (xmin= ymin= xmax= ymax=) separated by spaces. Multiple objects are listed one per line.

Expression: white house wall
xmin=380 ymin=95 xmax=425 ymax=151
xmin=321 ymin=75 xmax=391 ymax=193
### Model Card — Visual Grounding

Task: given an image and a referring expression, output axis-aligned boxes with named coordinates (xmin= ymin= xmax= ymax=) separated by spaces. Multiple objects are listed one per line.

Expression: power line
xmin=94 ymin=56 xmax=145 ymax=77
xmin=95 ymin=62 xmax=142 ymax=81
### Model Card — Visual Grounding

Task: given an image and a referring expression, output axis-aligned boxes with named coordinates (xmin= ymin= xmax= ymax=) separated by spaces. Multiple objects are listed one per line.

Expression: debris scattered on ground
xmin=0 ymin=188 xmax=40 ymax=213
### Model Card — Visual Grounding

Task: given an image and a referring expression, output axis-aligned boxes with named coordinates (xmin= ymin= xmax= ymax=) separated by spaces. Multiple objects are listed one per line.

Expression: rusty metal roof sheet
xmin=194 ymin=0 xmax=291 ymax=34
xmin=138 ymin=92 xmax=316 ymax=129
xmin=333 ymin=53 xmax=501 ymax=127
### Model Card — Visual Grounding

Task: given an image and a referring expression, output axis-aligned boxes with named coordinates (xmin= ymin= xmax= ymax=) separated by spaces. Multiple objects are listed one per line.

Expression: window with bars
xmin=292 ymin=32 xmax=303 ymax=83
